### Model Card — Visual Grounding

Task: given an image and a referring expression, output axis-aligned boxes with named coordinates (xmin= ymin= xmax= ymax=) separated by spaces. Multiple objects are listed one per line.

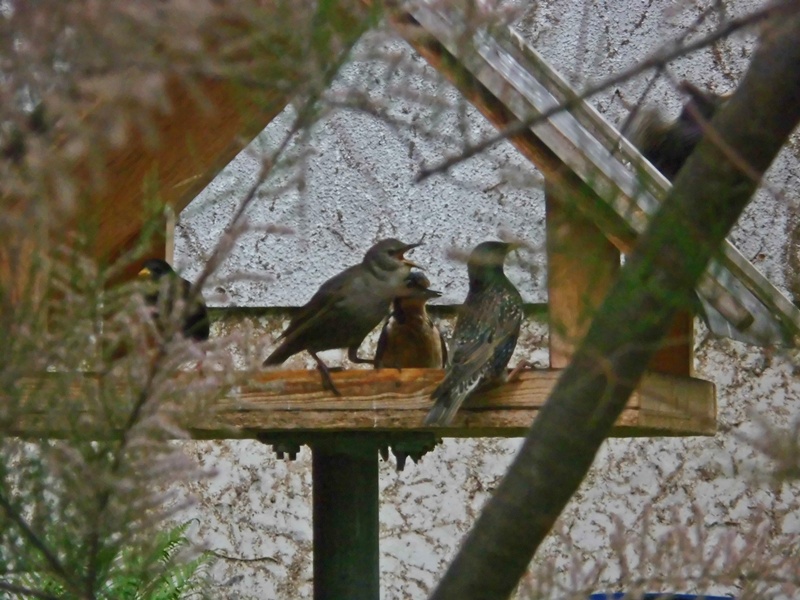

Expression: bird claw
xmin=319 ymin=370 xmax=342 ymax=397
xmin=311 ymin=352 xmax=343 ymax=396
xmin=506 ymin=360 xmax=532 ymax=383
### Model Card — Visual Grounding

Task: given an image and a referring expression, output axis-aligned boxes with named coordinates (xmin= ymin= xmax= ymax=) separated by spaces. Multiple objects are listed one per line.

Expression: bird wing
xmin=276 ymin=265 xmax=358 ymax=342
xmin=449 ymin=292 xmax=519 ymax=372
xmin=426 ymin=290 xmax=522 ymax=426
xmin=173 ymin=277 xmax=210 ymax=341
xmin=374 ymin=314 xmax=391 ymax=369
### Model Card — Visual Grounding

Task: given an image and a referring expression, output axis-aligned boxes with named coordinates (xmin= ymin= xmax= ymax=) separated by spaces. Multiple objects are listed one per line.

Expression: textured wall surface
xmin=174 ymin=1 xmax=800 ymax=598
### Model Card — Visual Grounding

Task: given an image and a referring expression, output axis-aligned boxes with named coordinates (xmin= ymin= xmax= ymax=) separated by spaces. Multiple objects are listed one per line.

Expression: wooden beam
xmin=545 ymin=180 xmax=693 ymax=375
xmin=10 ymin=369 xmax=715 ymax=439
xmin=396 ymin=16 xmax=636 ymax=252
xmin=545 ymin=180 xmax=620 ymax=368
xmin=648 ymin=311 xmax=694 ymax=376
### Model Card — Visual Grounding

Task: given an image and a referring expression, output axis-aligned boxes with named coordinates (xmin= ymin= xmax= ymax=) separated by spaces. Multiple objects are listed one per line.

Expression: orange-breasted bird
xmin=374 ymin=271 xmax=447 ymax=369
xmin=263 ymin=238 xmax=422 ymax=394
xmin=425 ymin=241 xmax=523 ymax=426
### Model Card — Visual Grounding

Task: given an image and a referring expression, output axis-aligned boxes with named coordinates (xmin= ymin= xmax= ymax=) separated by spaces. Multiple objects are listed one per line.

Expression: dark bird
xmin=138 ymin=258 xmax=210 ymax=342
xmin=374 ymin=271 xmax=447 ymax=369
xmin=425 ymin=241 xmax=523 ymax=427
xmin=263 ymin=238 xmax=421 ymax=394
xmin=2 ymin=102 xmax=47 ymax=164
xmin=632 ymin=81 xmax=728 ymax=180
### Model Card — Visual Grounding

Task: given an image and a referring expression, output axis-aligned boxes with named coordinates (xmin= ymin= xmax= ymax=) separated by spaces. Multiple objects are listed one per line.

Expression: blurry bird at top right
xmin=425 ymin=241 xmax=524 ymax=427
xmin=631 ymin=81 xmax=729 ymax=180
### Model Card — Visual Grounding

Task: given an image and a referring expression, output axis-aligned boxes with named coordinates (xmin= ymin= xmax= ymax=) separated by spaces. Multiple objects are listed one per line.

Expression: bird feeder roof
xmin=402 ymin=4 xmax=800 ymax=347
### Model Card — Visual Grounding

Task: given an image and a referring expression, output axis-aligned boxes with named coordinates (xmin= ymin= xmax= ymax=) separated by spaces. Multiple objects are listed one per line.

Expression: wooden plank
xmin=545 ymin=180 xmax=620 ymax=368
xmin=648 ymin=310 xmax=694 ymax=376
xmin=8 ymin=369 xmax=716 ymax=439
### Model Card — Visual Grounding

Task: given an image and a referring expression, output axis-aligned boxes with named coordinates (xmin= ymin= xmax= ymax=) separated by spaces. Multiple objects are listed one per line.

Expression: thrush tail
xmin=263 ymin=340 xmax=295 ymax=366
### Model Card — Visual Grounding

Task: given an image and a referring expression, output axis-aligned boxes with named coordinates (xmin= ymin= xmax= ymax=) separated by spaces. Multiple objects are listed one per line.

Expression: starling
xmin=425 ymin=241 xmax=523 ymax=426
xmin=632 ymin=81 xmax=728 ymax=180
xmin=138 ymin=258 xmax=210 ymax=342
xmin=374 ymin=271 xmax=447 ymax=369
xmin=263 ymin=238 xmax=422 ymax=394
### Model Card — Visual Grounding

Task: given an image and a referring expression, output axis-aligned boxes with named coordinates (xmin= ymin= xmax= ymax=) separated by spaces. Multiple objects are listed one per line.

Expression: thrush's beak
xmin=424 ymin=288 xmax=443 ymax=299
xmin=138 ymin=267 xmax=151 ymax=278
xmin=399 ymin=242 xmax=422 ymax=269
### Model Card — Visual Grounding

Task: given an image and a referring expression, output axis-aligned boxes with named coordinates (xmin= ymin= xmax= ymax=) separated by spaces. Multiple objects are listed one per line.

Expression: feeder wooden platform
xmin=11 ymin=368 xmax=715 ymax=440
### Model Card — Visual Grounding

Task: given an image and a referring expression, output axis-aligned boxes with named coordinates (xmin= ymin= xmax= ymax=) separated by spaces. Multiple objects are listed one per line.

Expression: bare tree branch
xmin=428 ymin=9 xmax=800 ymax=600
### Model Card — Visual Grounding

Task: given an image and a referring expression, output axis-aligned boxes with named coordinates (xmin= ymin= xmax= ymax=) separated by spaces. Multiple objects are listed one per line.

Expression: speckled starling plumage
xmin=263 ymin=238 xmax=421 ymax=394
xmin=138 ymin=258 xmax=210 ymax=342
xmin=374 ymin=271 xmax=447 ymax=369
xmin=425 ymin=241 xmax=523 ymax=426
xmin=633 ymin=81 xmax=728 ymax=180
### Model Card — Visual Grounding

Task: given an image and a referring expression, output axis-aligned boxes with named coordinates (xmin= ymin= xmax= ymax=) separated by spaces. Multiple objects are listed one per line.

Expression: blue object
xmin=589 ymin=594 xmax=733 ymax=600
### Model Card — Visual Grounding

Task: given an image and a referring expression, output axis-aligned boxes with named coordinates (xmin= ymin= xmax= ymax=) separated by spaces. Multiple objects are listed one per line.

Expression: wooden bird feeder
xmin=5 ymin=3 xmax=800 ymax=600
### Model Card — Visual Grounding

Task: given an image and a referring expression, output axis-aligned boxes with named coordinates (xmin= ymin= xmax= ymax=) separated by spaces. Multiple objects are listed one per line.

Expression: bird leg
xmin=310 ymin=352 xmax=342 ymax=397
xmin=506 ymin=359 xmax=533 ymax=383
xmin=347 ymin=346 xmax=375 ymax=365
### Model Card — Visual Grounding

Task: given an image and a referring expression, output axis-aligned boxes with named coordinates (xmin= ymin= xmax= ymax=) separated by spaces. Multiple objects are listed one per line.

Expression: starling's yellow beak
xmin=138 ymin=267 xmax=151 ymax=278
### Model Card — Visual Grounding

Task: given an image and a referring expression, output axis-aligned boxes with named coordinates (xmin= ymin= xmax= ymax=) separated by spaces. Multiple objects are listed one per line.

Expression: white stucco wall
xmin=174 ymin=1 xmax=800 ymax=598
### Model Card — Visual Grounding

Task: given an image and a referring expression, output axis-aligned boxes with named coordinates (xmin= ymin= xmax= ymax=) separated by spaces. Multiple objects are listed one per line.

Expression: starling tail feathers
xmin=424 ymin=323 xmax=518 ymax=426
xmin=424 ymin=364 xmax=485 ymax=426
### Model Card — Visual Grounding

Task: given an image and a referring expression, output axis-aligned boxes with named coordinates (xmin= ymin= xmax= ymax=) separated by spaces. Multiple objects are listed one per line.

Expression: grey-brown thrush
xmin=264 ymin=238 xmax=421 ymax=394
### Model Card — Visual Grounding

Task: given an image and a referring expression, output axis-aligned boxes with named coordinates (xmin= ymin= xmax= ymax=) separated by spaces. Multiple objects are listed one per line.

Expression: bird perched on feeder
xmin=374 ymin=271 xmax=447 ymax=369
xmin=138 ymin=258 xmax=210 ymax=343
xmin=263 ymin=238 xmax=422 ymax=395
xmin=425 ymin=241 xmax=523 ymax=427
xmin=632 ymin=81 xmax=728 ymax=180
